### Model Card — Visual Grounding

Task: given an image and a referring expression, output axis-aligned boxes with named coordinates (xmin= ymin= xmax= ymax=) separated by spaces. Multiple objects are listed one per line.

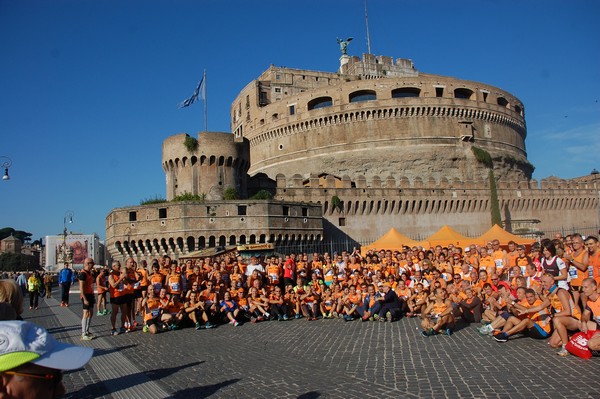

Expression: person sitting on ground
xmin=478 ymin=286 xmax=524 ymax=336
xmin=342 ymin=284 xmax=362 ymax=321
xmin=300 ymin=285 xmax=320 ymax=320
xmin=220 ymin=291 xmax=241 ymax=326
xmin=407 ymin=282 xmax=427 ymax=317
xmin=142 ymin=285 xmax=163 ymax=334
xmin=579 ymin=278 xmax=600 ymax=353
xmin=524 ymin=274 xmax=580 ymax=356
xmin=457 ymin=287 xmax=482 ymax=323
xmin=421 ymin=287 xmax=455 ymax=337
xmin=376 ymin=282 xmax=406 ymax=322
xmin=492 ymin=288 xmax=552 ymax=343
xmin=0 ymin=320 xmax=93 ymax=399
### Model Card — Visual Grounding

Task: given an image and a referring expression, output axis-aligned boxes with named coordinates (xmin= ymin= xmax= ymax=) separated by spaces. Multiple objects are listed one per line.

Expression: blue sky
xmin=1 ymin=0 xmax=599 ymax=242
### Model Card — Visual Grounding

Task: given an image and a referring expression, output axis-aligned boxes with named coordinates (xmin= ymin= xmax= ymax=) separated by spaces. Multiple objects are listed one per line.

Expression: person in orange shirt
xmin=506 ymin=241 xmax=518 ymax=269
xmin=492 ymin=288 xmax=552 ymax=342
xmin=532 ymin=274 xmax=581 ymax=356
xmin=299 ymin=285 xmax=319 ymax=320
xmin=564 ymin=234 xmax=589 ymax=310
xmin=108 ymin=261 xmax=129 ymax=335
xmin=95 ymin=266 xmax=109 ymax=316
xmin=585 ymin=236 xmax=600 ymax=287
xmin=166 ymin=263 xmax=183 ymax=300
xmin=142 ymin=285 xmax=163 ymax=334
xmin=420 ymin=287 xmax=455 ymax=336
xmin=457 ymin=287 xmax=482 ymax=323
xmin=268 ymin=286 xmax=288 ymax=321
xmin=579 ymin=278 xmax=600 ymax=351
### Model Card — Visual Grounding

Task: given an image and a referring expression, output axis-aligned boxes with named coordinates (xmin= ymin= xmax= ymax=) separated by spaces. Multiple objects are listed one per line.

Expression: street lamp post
xmin=58 ymin=211 xmax=75 ymax=266
xmin=1 ymin=156 xmax=12 ymax=181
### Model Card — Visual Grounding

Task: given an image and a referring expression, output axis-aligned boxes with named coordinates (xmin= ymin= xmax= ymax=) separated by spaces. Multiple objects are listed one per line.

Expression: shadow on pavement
xmin=298 ymin=391 xmax=321 ymax=399
xmin=172 ymin=378 xmax=241 ymax=398
xmin=92 ymin=344 xmax=138 ymax=357
xmin=65 ymin=361 xmax=204 ymax=399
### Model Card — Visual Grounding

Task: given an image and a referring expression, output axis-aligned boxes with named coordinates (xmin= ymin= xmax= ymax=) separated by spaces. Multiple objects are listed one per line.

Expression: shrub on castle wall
xmin=183 ymin=135 xmax=198 ymax=153
xmin=140 ymin=195 xmax=167 ymax=205
xmin=223 ymin=187 xmax=239 ymax=200
xmin=173 ymin=192 xmax=206 ymax=202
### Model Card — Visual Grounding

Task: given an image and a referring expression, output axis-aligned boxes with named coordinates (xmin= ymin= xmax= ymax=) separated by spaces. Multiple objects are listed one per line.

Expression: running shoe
xmin=557 ymin=347 xmax=569 ymax=357
xmin=386 ymin=311 xmax=392 ymax=322
xmin=111 ymin=329 xmax=119 ymax=336
xmin=195 ymin=322 xmax=202 ymax=330
xmin=205 ymin=322 xmax=215 ymax=329
xmin=444 ymin=328 xmax=452 ymax=336
xmin=283 ymin=315 xmax=289 ymax=321
xmin=97 ymin=311 xmax=104 ymax=316
xmin=233 ymin=320 xmax=240 ymax=326
xmin=420 ymin=328 xmax=435 ymax=337
xmin=80 ymin=334 xmax=93 ymax=341
xmin=492 ymin=332 xmax=509 ymax=343
xmin=143 ymin=325 xmax=149 ymax=333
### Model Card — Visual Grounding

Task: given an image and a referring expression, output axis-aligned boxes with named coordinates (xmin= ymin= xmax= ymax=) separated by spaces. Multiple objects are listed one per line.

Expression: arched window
xmin=454 ymin=88 xmax=474 ymax=100
xmin=308 ymin=96 xmax=333 ymax=110
xmin=391 ymin=87 xmax=420 ymax=98
xmin=349 ymin=90 xmax=376 ymax=103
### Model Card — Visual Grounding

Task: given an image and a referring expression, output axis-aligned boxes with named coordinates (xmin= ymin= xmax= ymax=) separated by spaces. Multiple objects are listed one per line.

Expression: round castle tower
xmin=162 ymin=132 xmax=250 ymax=200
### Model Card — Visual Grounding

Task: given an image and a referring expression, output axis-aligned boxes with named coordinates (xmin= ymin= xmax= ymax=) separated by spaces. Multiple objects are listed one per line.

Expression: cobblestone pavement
xmin=21 ymin=293 xmax=600 ymax=399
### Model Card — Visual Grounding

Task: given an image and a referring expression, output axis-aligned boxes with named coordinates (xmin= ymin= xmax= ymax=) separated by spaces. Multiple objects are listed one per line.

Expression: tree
xmin=0 ymin=227 xmax=32 ymax=243
xmin=0 ymin=253 xmax=40 ymax=272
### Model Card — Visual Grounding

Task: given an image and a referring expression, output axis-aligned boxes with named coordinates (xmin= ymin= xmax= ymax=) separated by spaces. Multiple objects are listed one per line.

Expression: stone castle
xmin=105 ymin=52 xmax=600 ymax=262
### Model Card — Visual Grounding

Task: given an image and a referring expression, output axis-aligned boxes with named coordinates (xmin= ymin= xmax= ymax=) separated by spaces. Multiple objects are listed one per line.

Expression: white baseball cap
xmin=0 ymin=321 xmax=93 ymax=372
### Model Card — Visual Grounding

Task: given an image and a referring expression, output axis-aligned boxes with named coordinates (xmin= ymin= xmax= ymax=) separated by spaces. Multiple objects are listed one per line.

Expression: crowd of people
xmin=40 ymin=234 xmax=597 ymax=358
xmin=2 ymin=233 xmax=600 ymax=359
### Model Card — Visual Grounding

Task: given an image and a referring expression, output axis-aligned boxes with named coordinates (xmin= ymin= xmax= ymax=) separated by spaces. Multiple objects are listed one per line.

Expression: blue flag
xmin=179 ymin=76 xmax=205 ymax=108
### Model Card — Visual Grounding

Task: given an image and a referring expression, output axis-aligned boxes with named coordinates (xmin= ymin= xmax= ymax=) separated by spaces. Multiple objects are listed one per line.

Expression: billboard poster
xmin=45 ymin=234 xmax=99 ymax=270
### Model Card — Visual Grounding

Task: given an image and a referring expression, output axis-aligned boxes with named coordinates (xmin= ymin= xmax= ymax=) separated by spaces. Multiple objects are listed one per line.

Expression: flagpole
xmin=203 ymin=69 xmax=207 ymax=132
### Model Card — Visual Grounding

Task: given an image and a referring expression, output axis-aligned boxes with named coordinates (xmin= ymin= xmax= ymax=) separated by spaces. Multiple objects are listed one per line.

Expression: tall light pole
xmin=59 ymin=210 xmax=75 ymax=265
xmin=1 ymin=156 xmax=12 ymax=181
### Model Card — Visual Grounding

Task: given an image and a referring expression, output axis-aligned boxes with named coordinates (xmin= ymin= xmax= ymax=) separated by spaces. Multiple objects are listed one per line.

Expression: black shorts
xmin=110 ymin=296 xmax=125 ymax=305
xmin=122 ymin=294 xmax=134 ymax=305
xmin=145 ymin=316 xmax=160 ymax=327
xmin=81 ymin=294 xmax=95 ymax=310
xmin=134 ymin=289 xmax=143 ymax=299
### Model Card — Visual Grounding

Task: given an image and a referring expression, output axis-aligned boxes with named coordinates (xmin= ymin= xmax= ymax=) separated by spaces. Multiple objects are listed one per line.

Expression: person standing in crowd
xmin=79 ymin=258 xmax=96 ymax=340
xmin=58 ymin=262 xmax=75 ymax=307
xmin=43 ymin=272 xmax=53 ymax=298
xmin=27 ymin=272 xmax=42 ymax=310
xmin=15 ymin=272 xmax=27 ymax=296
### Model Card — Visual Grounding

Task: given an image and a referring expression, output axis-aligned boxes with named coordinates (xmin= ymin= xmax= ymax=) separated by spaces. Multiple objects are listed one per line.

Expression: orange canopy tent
xmin=362 ymin=228 xmax=422 ymax=254
xmin=423 ymin=225 xmax=473 ymax=249
xmin=476 ymin=224 xmax=535 ymax=246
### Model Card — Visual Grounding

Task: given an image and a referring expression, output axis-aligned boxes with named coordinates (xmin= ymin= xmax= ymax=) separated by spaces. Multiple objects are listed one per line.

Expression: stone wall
xmin=273 ymin=173 xmax=600 ymax=241
xmin=105 ymin=200 xmax=323 ymax=263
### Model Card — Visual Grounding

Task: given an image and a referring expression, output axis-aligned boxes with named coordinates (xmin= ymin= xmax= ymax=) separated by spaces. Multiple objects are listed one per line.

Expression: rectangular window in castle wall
xmin=129 ymin=211 xmax=137 ymax=222
xmin=238 ymin=205 xmax=247 ymax=216
xmin=338 ymin=217 xmax=346 ymax=227
xmin=435 ymin=87 xmax=444 ymax=97
xmin=289 ymin=105 xmax=295 ymax=115
xmin=159 ymin=208 xmax=167 ymax=219
xmin=302 ymin=207 xmax=308 ymax=217
xmin=283 ymin=206 xmax=289 ymax=216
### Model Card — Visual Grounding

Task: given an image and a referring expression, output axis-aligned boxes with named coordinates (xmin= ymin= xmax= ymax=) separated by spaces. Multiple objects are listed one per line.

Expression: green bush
xmin=140 ymin=195 xmax=167 ymax=205
xmin=184 ymin=135 xmax=198 ymax=152
xmin=173 ymin=192 xmax=205 ymax=202
xmin=331 ymin=195 xmax=342 ymax=210
xmin=223 ymin=187 xmax=239 ymax=200
xmin=250 ymin=190 xmax=273 ymax=200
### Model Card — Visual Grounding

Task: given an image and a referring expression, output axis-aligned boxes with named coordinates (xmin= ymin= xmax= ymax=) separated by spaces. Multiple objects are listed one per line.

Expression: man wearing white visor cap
xmin=0 ymin=320 xmax=93 ymax=399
